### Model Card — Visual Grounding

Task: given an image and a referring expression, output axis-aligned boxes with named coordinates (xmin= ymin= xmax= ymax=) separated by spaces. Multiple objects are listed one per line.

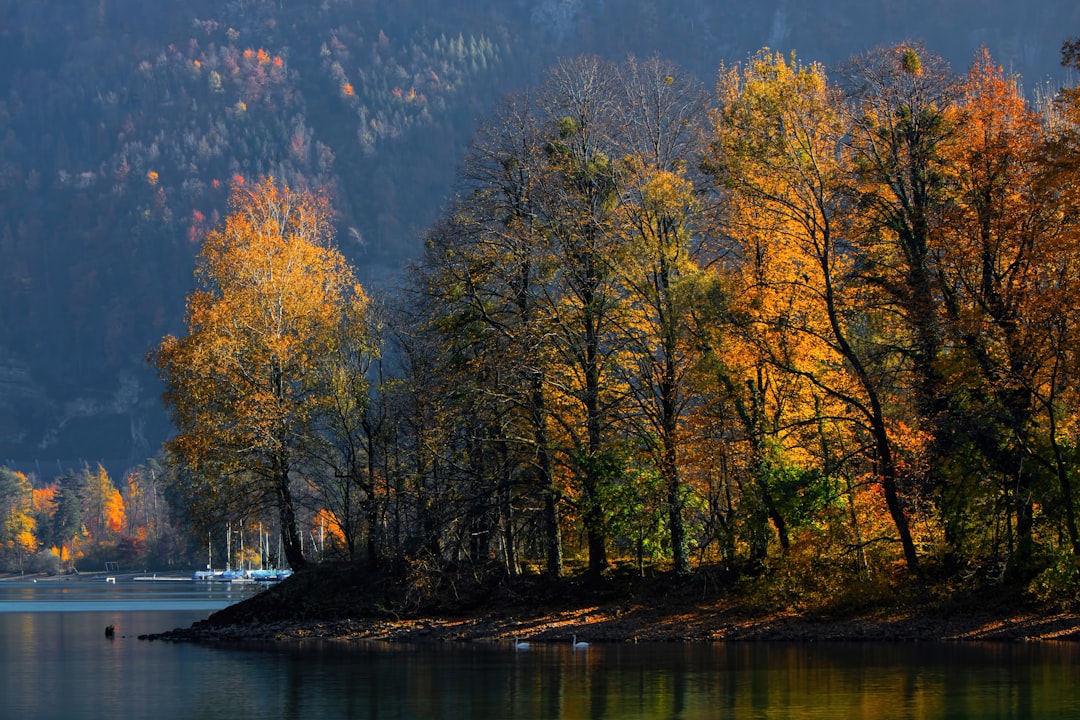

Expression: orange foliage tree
xmin=82 ymin=463 xmax=127 ymax=542
xmin=930 ymin=49 xmax=1080 ymax=567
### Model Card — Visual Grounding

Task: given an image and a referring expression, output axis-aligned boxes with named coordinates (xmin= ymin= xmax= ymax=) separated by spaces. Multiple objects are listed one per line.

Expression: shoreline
xmin=10 ymin=566 xmax=1073 ymax=644
xmin=139 ymin=564 xmax=1080 ymax=645
xmin=145 ymin=607 xmax=1080 ymax=644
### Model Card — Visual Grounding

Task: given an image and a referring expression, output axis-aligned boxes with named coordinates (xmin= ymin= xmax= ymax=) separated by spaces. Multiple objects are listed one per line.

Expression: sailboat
xmin=192 ymin=532 xmax=221 ymax=581
xmin=192 ymin=523 xmax=247 ymax=581
xmin=193 ymin=523 xmax=293 ymax=582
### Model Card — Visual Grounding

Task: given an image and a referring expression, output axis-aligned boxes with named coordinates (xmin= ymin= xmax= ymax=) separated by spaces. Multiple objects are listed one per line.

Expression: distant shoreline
xmin=0 ymin=571 xmax=196 ymax=582
xmin=0 ymin=571 xmax=81 ymax=582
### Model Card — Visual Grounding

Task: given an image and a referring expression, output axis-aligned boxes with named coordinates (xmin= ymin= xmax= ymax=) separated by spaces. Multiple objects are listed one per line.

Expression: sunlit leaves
xmin=706 ymin=49 xmax=926 ymax=572
xmin=934 ymin=49 xmax=1080 ymax=561
xmin=83 ymin=464 xmax=127 ymax=541
xmin=153 ymin=177 xmax=372 ymax=568
xmin=373 ymin=43 xmax=1080 ymax=583
xmin=0 ymin=468 xmax=37 ymax=569
xmin=613 ymin=72 xmax=708 ymax=573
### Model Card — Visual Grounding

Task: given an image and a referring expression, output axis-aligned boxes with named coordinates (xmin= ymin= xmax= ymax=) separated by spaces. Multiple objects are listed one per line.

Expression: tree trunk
xmin=531 ymin=379 xmax=563 ymax=576
xmin=820 ymin=247 xmax=920 ymax=575
xmin=500 ymin=440 xmax=518 ymax=577
xmin=874 ymin=425 xmax=919 ymax=573
xmin=365 ymin=498 xmax=380 ymax=569
xmin=363 ymin=415 xmax=382 ymax=568
xmin=664 ymin=440 xmax=690 ymax=575
xmin=661 ymin=323 xmax=689 ymax=575
xmin=1050 ymin=417 xmax=1080 ymax=559
xmin=276 ymin=469 xmax=306 ymax=569
xmin=583 ymin=289 xmax=608 ymax=576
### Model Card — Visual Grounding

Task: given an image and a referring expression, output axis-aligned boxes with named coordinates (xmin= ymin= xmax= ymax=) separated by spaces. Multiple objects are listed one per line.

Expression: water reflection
xmin=192 ymin=640 xmax=1080 ymax=720
xmin=2 ymin=581 xmax=1079 ymax=720
xmin=0 ymin=578 xmax=258 ymax=612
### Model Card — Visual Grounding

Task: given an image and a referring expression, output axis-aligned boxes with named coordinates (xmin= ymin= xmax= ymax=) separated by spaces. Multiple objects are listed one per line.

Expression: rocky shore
xmin=139 ymin=562 xmax=1080 ymax=644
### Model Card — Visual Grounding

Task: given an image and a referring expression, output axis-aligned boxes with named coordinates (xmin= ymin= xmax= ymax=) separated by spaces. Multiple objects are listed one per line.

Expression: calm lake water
xmin=2 ymin=579 xmax=1080 ymax=720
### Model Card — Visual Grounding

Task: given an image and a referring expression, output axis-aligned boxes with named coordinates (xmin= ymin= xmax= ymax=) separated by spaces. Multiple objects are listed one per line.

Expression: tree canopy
xmin=390 ymin=43 xmax=1080 ymax=596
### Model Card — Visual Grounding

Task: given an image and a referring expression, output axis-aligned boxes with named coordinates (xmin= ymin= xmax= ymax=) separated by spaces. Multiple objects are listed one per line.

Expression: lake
xmin=2 ymin=578 xmax=1079 ymax=719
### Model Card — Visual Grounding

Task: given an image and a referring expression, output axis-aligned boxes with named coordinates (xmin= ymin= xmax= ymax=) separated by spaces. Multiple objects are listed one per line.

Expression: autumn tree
xmin=30 ymin=484 xmax=58 ymax=558
xmin=611 ymin=56 xmax=710 ymax=575
xmin=52 ymin=469 xmax=86 ymax=567
xmin=116 ymin=461 xmax=185 ymax=568
xmin=0 ymin=467 xmax=37 ymax=571
xmin=534 ymin=56 xmax=630 ymax=575
xmin=838 ymin=45 xmax=961 ymax=552
xmin=706 ymin=50 xmax=921 ymax=573
xmin=930 ymin=49 xmax=1078 ymax=572
xmin=305 ymin=297 xmax=381 ymax=564
xmin=465 ymin=93 xmax=567 ymax=577
xmin=1059 ymin=37 xmax=1080 ymax=127
xmin=408 ymin=57 xmax=712 ymax=576
xmin=121 ymin=461 xmax=169 ymax=541
xmin=82 ymin=463 xmax=126 ymax=543
xmin=1012 ymin=38 xmax=1080 ymax=570
xmin=380 ymin=316 xmax=463 ymax=565
xmin=410 ymin=56 xmax=632 ymax=575
xmin=414 ymin=91 xmax=567 ymax=575
xmin=153 ymin=177 xmax=373 ymax=569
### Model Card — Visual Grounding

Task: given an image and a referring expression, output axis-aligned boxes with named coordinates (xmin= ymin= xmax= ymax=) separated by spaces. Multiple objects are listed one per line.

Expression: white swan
xmin=513 ymin=636 xmax=530 ymax=650
xmin=572 ymin=634 xmax=589 ymax=649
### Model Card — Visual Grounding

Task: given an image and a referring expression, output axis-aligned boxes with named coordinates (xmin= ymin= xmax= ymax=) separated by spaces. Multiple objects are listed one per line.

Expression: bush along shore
xmin=138 ymin=561 xmax=1080 ymax=644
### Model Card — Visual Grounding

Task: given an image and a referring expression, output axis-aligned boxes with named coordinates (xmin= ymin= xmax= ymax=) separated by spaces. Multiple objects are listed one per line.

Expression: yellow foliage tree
xmin=153 ymin=177 xmax=372 ymax=569
xmin=610 ymin=56 xmax=710 ymax=575
xmin=1 ymin=468 xmax=37 ymax=570
xmin=706 ymin=50 xmax=920 ymax=573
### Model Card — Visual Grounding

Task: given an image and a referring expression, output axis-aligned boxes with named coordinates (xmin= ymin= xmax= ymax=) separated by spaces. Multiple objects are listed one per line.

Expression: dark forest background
xmin=1 ymin=0 xmax=1076 ymax=476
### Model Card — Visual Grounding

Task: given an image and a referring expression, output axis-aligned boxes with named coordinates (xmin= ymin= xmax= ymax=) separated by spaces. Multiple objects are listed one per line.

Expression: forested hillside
xmin=0 ymin=0 xmax=525 ymax=469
